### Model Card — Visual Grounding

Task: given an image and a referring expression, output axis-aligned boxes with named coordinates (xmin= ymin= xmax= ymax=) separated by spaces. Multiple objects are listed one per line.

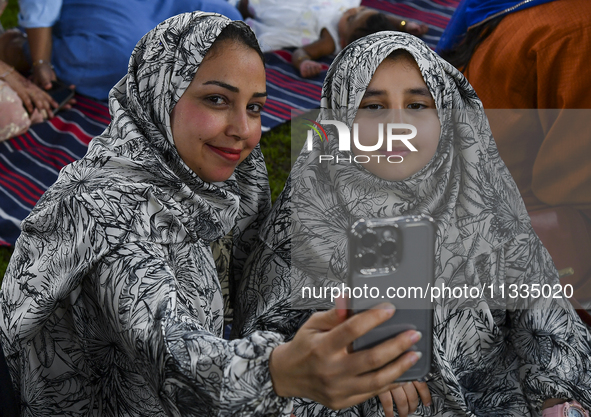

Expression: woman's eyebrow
xmin=204 ymin=80 xmax=238 ymax=92
xmin=203 ymin=80 xmax=267 ymax=97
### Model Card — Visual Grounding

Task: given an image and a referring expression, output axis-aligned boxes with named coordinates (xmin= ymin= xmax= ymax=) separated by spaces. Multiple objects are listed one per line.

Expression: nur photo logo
xmin=303 ymin=119 xmax=418 ymax=164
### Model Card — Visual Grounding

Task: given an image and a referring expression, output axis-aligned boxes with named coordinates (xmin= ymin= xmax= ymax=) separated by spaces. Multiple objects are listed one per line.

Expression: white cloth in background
xmin=245 ymin=0 xmax=361 ymax=52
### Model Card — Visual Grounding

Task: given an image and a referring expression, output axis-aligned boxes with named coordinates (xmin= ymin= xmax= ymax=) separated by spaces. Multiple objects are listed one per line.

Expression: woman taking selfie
xmin=0 ymin=13 xmax=422 ymax=416
xmin=234 ymin=32 xmax=591 ymax=416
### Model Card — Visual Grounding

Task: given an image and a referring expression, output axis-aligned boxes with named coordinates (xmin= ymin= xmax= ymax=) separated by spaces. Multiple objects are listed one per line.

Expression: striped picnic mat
xmin=0 ymin=0 xmax=458 ymax=246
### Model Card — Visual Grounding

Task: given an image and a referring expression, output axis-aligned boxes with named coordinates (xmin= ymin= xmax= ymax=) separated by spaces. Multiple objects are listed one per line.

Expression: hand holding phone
xmin=348 ymin=215 xmax=435 ymax=382
xmin=47 ymin=81 xmax=75 ymax=114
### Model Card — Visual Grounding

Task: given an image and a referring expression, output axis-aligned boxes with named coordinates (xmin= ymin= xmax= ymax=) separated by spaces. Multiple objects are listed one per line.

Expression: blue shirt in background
xmin=19 ymin=0 xmax=242 ymax=100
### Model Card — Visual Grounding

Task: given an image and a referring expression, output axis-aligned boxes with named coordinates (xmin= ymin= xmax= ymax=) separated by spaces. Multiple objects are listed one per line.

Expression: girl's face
xmin=170 ymin=40 xmax=267 ymax=183
xmin=353 ymin=55 xmax=440 ymax=181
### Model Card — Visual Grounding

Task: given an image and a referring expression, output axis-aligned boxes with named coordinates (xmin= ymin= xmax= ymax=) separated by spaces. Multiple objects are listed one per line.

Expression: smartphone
xmin=48 ymin=80 xmax=75 ymax=113
xmin=347 ymin=215 xmax=435 ymax=382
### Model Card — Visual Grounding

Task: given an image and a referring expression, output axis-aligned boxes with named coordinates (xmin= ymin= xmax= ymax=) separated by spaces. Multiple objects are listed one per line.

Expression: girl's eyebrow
xmin=362 ymin=87 xmax=432 ymax=99
xmin=362 ymin=89 xmax=386 ymax=98
xmin=406 ymin=87 xmax=431 ymax=97
xmin=203 ymin=80 xmax=267 ymax=97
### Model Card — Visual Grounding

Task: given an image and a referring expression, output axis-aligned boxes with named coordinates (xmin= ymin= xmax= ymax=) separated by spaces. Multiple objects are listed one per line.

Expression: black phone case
xmin=348 ymin=215 xmax=435 ymax=382
xmin=48 ymin=81 xmax=75 ymax=113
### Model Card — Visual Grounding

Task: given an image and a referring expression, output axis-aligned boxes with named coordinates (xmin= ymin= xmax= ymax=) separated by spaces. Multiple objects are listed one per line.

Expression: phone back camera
xmin=361 ymin=232 xmax=377 ymax=247
xmin=380 ymin=240 xmax=396 ymax=257
xmin=360 ymin=251 xmax=377 ymax=268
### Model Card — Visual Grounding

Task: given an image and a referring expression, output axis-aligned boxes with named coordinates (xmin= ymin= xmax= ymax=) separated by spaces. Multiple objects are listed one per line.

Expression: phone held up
xmin=347 ymin=215 xmax=435 ymax=382
xmin=48 ymin=80 xmax=75 ymax=114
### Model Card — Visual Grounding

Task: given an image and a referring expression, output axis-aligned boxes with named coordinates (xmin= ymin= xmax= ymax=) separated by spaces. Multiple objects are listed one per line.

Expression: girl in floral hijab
xmin=235 ymin=31 xmax=591 ymax=416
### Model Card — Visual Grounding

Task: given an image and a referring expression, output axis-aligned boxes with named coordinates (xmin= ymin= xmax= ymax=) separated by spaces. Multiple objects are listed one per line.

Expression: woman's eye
xmin=407 ymin=103 xmax=427 ymax=110
xmin=207 ymin=95 xmax=226 ymax=106
xmin=248 ymin=103 xmax=264 ymax=114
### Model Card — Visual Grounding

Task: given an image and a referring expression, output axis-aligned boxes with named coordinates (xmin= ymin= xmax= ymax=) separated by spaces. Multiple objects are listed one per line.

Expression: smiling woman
xmin=170 ymin=39 xmax=267 ymax=182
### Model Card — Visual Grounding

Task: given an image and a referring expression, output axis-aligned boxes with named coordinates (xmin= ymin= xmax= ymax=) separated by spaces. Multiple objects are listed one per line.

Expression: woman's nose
xmin=226 ymin=109 xmax=251 ymax=140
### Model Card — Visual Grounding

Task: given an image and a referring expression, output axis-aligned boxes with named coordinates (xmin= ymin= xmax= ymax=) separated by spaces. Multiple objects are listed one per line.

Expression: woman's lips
xmin=207 ymin=145 xmax=242 ymax=162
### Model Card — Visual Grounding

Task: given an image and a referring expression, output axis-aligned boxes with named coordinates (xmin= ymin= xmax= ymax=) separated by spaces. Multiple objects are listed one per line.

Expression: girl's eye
xmin=362 ymin=103 xmax=383 ymax=110
xmin=407 ymin=103 xmax=428 ymax=110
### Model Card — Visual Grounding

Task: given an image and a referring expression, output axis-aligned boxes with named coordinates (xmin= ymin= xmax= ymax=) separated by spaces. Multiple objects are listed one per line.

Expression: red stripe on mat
xmin=0 ymin=162 xmax=45 ymax=200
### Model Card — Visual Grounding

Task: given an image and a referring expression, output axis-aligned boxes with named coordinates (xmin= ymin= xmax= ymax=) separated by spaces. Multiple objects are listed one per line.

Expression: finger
xmin=302 ymin=308 xmax=349 ymax=333
xmin=334 ymin=295 xmax=348 ymax=321
xmin=413 ymin=381 xmax=432 ymax=407
xmin=352 ymin=349 xmax=421 ymax=397
xmin=323 ymin=303 xmax=395 ymax=351
xmin=391 ymin=386 xmax=409 ymax=417
xmin=329 ymin=381 xmax=403 ymax=411
xmin=32 ymin=93 xmax=54 ymax=118
xmin=378 ymin=391 xmax=394 ymax=417
xmin=402 ymin=381 xmax=419 ymax=414
xmin=348 ymin=330 xmax=421 ymax=373
xmin=14 ymin=87 xmax=34 ymax=114
xmin=39 ymin=89 xmax=59 ymax=108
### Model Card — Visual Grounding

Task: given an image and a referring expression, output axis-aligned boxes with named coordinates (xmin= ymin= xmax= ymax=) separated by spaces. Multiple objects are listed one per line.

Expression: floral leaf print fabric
xmin=235 ymin=32 xmax=591 ymax=416
xmin=0 ymin=12 xmax=291 ymax=416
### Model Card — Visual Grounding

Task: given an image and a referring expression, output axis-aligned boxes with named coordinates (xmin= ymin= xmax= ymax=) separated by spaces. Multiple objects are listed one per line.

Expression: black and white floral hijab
xmin=246 ymin=32 xmax=591 ymax=415
xmin=82 ymin=11 xmax=270 ymax=244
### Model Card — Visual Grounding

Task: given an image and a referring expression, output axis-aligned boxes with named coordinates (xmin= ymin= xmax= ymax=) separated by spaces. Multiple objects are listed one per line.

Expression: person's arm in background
xmin=18 ymin=0 xmax=61 ymax=89
xmin=17 ymin=0 xmax=76 ymax=117
xmin=291 ymin=28 xmax=335 ymax=78
xmin=26 ymin=27 xmax=54 ymax=89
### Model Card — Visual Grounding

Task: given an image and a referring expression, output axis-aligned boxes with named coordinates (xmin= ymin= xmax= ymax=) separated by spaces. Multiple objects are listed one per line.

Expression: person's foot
xmin=404 ymin=21 xmax=429 ymax=36
xmin=386 ymin=16 xmax=429 ymax=37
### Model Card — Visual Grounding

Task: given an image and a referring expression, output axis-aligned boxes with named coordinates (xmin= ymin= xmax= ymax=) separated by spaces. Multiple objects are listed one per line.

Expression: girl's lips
xmin=380 ymin=149 xmax=410 ymax=158
xmin=207 ymin=144 xmax=242 ymax=162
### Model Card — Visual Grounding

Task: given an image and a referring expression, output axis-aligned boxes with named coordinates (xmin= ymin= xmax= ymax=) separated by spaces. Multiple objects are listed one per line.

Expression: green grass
xmin=0 ymin=0 xmax=19 ymax=29
xmin=0 ymin=246 xmax=14 ymax=284
xmin=260 ymin=121 xmax=291 ymax=201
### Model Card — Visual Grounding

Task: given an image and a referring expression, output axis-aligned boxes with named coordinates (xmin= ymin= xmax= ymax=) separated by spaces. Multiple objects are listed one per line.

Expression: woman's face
xmin=170 ymin=40 xmax=267 ymax=183
xmin=352 ymin=55 xmax=440 ymax=181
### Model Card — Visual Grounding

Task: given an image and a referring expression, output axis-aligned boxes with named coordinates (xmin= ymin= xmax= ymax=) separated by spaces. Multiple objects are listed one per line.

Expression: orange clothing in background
xmin=464 ymin=0 xmax=591 ymax=215
xmin=463 ymin=0 xmax=591 ymax=305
